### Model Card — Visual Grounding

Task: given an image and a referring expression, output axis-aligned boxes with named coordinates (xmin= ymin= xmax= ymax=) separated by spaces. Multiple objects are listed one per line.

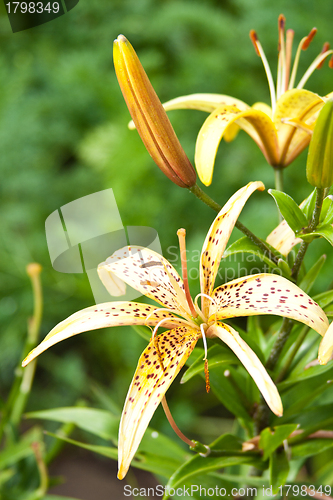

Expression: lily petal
xmin=266 ymin=219 xmax=301 ymax=256
xmin=318 ymin=322 xmax=333 ymax=365
xmin=273 ymin=89 xmax=324 ymax=165
xmin=200 ymin=182 xmax=265 ymax=317
xmin=22 ymin=302 xmax=182 ymax=366
xmin=99 ymin=246 xmax=193 ymax=319
xmin=118 ymin=326 xmax=200 ymax=479
xmin=209 ymin=273 xmax=329 ymax=335
xmin=195 ymin=106 xmax=279 ymax=185
xmin=206 ymin=322 xmax=283 ymax=416
xmin=162 ymin=93 xmax=250 ymax=113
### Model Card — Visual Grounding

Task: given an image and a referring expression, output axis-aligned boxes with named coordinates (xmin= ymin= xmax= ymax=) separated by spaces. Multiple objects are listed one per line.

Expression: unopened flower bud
xmin=113 ymin=35 xmax=196 ymax=188
xmin=306 ymin=98 xmax=333 ymax=188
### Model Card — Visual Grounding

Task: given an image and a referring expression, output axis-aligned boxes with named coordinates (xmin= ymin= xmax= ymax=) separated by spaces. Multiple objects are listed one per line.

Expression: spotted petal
xmin=195 ymin=106 xmax=279 ymax=185
xmin=99 ymin=246 xmax=193 ymax=320
xmin=318 ymin=322 xmax=333 ymax=365
xmin=200 ymin=182 xmax=265 ymax=317
xmin=118 ymin=326 xmax=200 ymax=479
xmin=22 ymin=302 xmax=182 ymax=367
xmin=209 ymin=274 xmax=329 ymax=335
xmin=266 ymin=219 xmax=301 ymax=256
xmin=206 ymin=322 xmax=282 ymax=416
xmin=273 ymin=89 xmax=324 ymax=166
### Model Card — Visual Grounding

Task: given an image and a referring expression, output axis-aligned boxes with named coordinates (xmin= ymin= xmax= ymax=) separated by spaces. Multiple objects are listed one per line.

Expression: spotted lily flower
xmin=22 ymin=182 xmax=328 ymax=479
xmin=161 ymin=15 xmax=333 ymax=185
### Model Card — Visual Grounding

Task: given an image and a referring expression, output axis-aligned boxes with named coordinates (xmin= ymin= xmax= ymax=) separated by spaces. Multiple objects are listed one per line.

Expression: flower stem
xmin=274 ymin=168 xmax=284 ymax=193
xmin=161 ymin=396 xmax=196 ymax=447
xmin=189 ymin=184 xmax=280 ymax=265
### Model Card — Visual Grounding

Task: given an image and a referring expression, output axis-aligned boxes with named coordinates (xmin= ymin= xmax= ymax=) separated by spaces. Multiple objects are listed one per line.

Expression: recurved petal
xmin=162 ymin=93 xmax=250 ymax=113
xmin=195 ymin=106 xmax=279 ymax=185
xmin=274 ymin=89 xmax=324 ymax=165
xmin=117 ymin=326 xmax=200 ymax=479
xmin=99 ymin=246 xmax=193 ymax=320
xmin=200 ymin=182 xmax=265 ymax=317
xmin=22 ymin=302 xmax=181 ymax=367
xmin=318 ymin=322 xmax=333 ymax=365
xmin=209 ymin=273 xmax=329 ymax=335
xmin=206 ymin=322 xmax=282 ymax=416
xmin=266 ymin=219 xmax=302 ymax=256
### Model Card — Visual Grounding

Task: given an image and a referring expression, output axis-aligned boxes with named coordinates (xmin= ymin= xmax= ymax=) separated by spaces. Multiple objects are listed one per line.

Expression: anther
xmin=329 ymin=54 xmax=333 ymax=69
xmin=317 ymin=42 xmax=330 ymax=69
xmin=301 ymin=27 xmax=317 ymax=50
xmin=249 ymin=30 xmax=260 ymax=56
xmin=140 ymin=261 xmax=163 ymax=268
xmin=204 ymin=359 xmax=210 ymax=393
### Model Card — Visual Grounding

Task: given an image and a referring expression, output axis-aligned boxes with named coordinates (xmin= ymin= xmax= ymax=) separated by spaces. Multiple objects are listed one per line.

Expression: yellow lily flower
xmin=161 ymin=15 xmax=333 ymax=185
xmin=22 ymin=182 xmax=329 ymax=479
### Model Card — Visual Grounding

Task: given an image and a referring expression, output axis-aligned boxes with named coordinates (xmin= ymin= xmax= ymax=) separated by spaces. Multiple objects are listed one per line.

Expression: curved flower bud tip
xmin=113 ymin=35 xmax=196 ymax=188
xmin=306 ymin=98 xmax=333 ymax=188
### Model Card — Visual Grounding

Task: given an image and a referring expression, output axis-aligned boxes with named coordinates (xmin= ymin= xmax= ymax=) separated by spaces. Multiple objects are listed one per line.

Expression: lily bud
xmin=306 ymin=98 xmax=333 ymax=188
xmin=113 ymin=35 xmax=196 ymax=188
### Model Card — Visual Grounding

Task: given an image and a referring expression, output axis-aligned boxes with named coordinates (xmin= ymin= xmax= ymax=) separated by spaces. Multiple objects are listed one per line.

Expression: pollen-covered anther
xmin=249 ymin=29 xmax=260 ymax=56
xmin=301 ymin=27 xmax=317 ymax=50
xmin=317 ymin=42 xmax=330 ymax=69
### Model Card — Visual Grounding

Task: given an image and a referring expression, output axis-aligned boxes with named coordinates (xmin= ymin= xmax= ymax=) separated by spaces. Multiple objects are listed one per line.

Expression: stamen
xmin=277 ymin=15 xmax=286 ymax=100
xmin=194 ymin=292 xmax=217 ymax=322
xmin=249 ymin=30 xmax=277 ymax=112
xmin=289 ymin=28 xmax=317 ymax=90
xmin=301 ymin=27 xmax=317 ymax=50
xmin=284 ymin=29 xmax=294 ymax=92
xmin=297 ymin=48 xmax=333 ymax=89
xmin=161 ymin=396 xmax=196 ymax=447
xmin=317 ymin=42 xmax=330 ymax=69
xmin=200 ymin=324 xmax=210 ymax=393
xmin=329 ymin=55 xmax=333 ymax=69
xmin=140 ymin=280 xmax=160 ymax=287
xmin=145 ymin=307 xmax=197 ymax=329
xmin=140 ymin=260 xmax=163 ymax=268
xmin=177 ymin=229 xmax=197 ymax=318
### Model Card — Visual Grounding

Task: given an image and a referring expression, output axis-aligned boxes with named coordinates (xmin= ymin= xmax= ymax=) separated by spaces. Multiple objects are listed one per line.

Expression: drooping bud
xmin=306 ymin=98 xmax=333 ymax=188
xmin=113 ymin=35 xmax=196 ymax=188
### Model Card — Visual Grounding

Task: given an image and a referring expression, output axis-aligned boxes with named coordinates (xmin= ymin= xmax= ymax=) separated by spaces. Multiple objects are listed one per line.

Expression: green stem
xmin=190 ymin=184 xmax=280 ymax=265
xmin=274 ymin=168 xmax=284 ymax=192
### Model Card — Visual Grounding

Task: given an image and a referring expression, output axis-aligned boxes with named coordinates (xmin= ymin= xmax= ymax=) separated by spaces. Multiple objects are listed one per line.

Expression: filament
xmin=250 ymin=30 xmax=277 ymax=113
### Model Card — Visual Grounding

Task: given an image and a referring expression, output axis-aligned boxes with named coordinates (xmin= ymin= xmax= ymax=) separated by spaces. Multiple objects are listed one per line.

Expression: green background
xmin=0 ymin=0 xmax=332 ymax=489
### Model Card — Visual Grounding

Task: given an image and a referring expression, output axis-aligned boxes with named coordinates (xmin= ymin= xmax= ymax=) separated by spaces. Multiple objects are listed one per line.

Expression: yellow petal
xmin=195 ymin=106 xmax=279 ymax=185
xmin=252 ymin=102 xmax=273 ymax=118
xmin=113 ymin=35 xmax=196 ymax=188
xmin=318 ymin=322 xmax=333 ymax=365
xmin=200 ymin=182 xmax=265 ymax=317
xmin=162 ymin=93 xmax=250 ymax=113
xmin=98 ymin=266 xmax=127 ymax=296
xmin=206 ymin=322 xmax=283 ymax=416
xmin=117 ymin=326 xmax=200 ymax=479
xmin=266 ymin=219 xmax=302 ymax=256
xmin=98 ymin=246 xmax=193 ymax=320
xmin=273 ymin=89 xmax=324 ymax=166
xmin=210 ymin=273 xmax=329 ymax=336
xmin=22 ymin=302 xmax=181 ymax=366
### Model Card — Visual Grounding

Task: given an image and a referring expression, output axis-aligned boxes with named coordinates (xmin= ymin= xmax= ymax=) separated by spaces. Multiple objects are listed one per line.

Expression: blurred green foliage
xmin=0 ymin=0 xmax=333 ymax=493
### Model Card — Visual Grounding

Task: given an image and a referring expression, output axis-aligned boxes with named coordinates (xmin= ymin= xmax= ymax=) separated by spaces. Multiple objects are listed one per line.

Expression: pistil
xmin=177 ymin=229 xmax=198 ymax=318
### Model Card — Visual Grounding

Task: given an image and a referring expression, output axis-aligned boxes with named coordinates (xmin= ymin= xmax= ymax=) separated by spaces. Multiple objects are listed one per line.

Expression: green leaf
xmin=0 ymin=427 xmax=42 ymax=469
xmin=298 ymin=254 xmax=326 ymax=293
xmin=164 ymin=434 xmax=262 ymax=496
xmin=299 ymin=223 xmax=333 ymax=245
xmin=301 ymin=189 xmax=316 ymax=219
xmin=260 ymin=424 xmax=298 ymax=461
xmin=223 ymin=236 xmax=283 ymax=268
xmin=268 ymin=190 xmax=308 ymax=233
xmin=320 ymin=196 xmax=333 ymax=223
xmin=292 ymin=439 xmax=333 ymax=459
xmin=313 ymin=290 xmax=333 ymax=309
xmin=26 ymin=407 xmax=119 ymax=442
xmin=45 ymin=432 xmax=183 ymax=478
xmin=208 ymin=365 xmax=252 ymax=422
xmin=270 ymin=449 xmax=289 ymax=493
xmin=181 ymin=344 xmax=238 ymax=384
